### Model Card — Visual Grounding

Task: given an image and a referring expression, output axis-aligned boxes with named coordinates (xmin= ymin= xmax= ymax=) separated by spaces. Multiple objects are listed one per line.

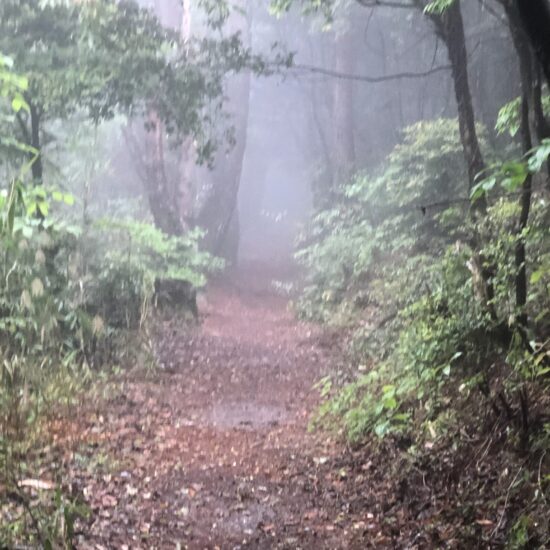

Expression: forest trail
xmin=65 ymin=266 xmax=389 ymax=549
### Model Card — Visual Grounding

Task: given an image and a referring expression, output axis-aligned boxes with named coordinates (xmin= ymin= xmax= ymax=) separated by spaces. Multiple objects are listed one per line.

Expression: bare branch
xmin=356 ymin=0 xmax=416 ymax=9
xmin=284 ymin=62 xmax=451 ymax=83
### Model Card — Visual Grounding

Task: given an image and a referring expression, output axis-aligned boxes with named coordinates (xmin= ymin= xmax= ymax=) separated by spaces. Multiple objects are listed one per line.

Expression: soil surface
xmin=53 ymin=267 xmax=393 ymax=549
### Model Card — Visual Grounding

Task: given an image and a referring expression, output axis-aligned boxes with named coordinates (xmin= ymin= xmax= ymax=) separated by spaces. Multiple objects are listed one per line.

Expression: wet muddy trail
xmin=65 ymin=269 xmax=390 ymax=549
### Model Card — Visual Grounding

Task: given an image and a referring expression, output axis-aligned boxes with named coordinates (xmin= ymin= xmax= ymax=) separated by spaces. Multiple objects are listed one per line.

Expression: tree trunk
xmin=195 ymin=2 xmax=251 ymax=262
xmin=29 ymin=104 xmax=43 ymax=184
xmin=514 ymin=0 xmax=550 ymax=86
xmin=178 ymin=0 xmax=196 ymax=226
xmin=515 ymin=94 xmax=533 ymax=329
xmin=332 ymin=26 xmax=356 ymax=187
xmin=144 ymin=111 xmax=184 ymax=236
xmin=136 ymin=0 xmax=185 ymax=237
xmin=501 ymin=1 xmax=535 ymax=328
xmin=502 ymin=0 xmax=550 ymax=187
xmin=421 ymin=0 xmax=501 ymax=322
xmin=428 ymin=0 xmax=485 ymax=192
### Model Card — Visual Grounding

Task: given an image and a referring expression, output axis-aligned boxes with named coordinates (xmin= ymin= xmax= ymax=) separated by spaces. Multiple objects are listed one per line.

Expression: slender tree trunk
xmin=195 ymin=2 xmax=252 ymax=262
xmin=532 ymin=64 xmax=550 ymax=143
xmin=501 ymin=1 xmax=536 ymax=328
xmin=178 ymin=0 xmax=196 ymax=226
xmin=303 ymin=36 xmax=333 ymax=207
xmin=514 ymin=0 xmax=550 ymax=86
xmin=502 ymin=0 xmax=550 ymax=189
xmin=196 ymin=66 xmax=251 ymax=259
xmin=516 ymin=94 xmax=532 ymax=328
xmin=136 ymin=0 xmax=185 ymax=236
xmin=144 ymin=111 xmax=184 ymax=236
xmin=29 ymin=104 xmax=43 ymax=184
xmin=332 ymin=27 xmax=356 ymax=186
xmin=428 ymin=0 xmax=485 ymax=192
xmin=420 ymin=0 xmax=502 ymax=322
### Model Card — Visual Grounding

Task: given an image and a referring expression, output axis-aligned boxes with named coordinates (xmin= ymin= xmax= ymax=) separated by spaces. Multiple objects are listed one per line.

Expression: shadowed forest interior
xmin=1 ymin=0 xmax=550 ymax=548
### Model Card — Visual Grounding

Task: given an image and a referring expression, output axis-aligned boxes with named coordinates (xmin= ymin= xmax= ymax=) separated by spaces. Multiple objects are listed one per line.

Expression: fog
xmin=33 ymin=0 xmax=519 ymax=272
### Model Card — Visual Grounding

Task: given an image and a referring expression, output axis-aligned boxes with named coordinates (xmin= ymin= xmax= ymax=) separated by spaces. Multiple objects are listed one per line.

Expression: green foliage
xmin=424 ymin=0 xmax=456 ymax=15
xmin=471 ymin=139 xmax=550 ymax=201
xmin=98 ymin=219 xmax=221 ymax=289
xmin=0 ymin=0 xmax=262 ymax=168
xmin=496 ymin=95 xmax=550 ymax=137
xmin=87 ymin=219 xmax=222 ymax=328
xmin=301 ymin=117 xmax=550 ymax=455
xmin=0 ymin=56 xmax=221 ymax=545
xmin=0 ymin=54 xmax=32 ymax=161
xmin=0 ymin=182 xmax=220 ymax=545
xmin=295 ymin=119 xmax=478 ymax=323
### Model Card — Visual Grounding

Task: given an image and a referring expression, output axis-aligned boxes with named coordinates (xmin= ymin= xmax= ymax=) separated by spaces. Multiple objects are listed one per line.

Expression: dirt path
xmin=64 ymin=270 xmax=390 ymax=549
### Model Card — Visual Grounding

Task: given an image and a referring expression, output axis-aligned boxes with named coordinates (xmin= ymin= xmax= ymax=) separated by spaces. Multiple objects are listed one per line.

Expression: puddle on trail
xmin=215 ymin=502 xmax=275 ymax=538
xmin=208 ymin=401 xmax=286 ymax=429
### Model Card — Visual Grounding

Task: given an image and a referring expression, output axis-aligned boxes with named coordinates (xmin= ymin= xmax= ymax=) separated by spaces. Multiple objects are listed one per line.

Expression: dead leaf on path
xmin=303 ymin=509 xmax=319 ymax=521
xmin=18 ymin=479 xmax=55 ymax=490
xmin=101 ymin=494 xmax=118 ymax=507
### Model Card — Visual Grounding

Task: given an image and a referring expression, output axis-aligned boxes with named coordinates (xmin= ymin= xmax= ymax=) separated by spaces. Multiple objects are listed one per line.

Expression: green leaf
xmin=424 ymin=0 xmax=455 ymax=15
xmin=527 ymin=139 xmax=550 ymax=173
xmin=383 ymin=396 xmax=398 ymax=410
xmin=530 ymin=269 xmax=544 ymax=284
xmin=11 ymin=93 xmax=29 ymax=113
xmin=501 ymin=161 xmax=528 ymax=191
xmin=470 ymin=176 xmax=497 ymax=200
xmin=37 ymin=201 xmax=49 ymax=217
xmin=63 ymin=193 xmax=75 ymax=206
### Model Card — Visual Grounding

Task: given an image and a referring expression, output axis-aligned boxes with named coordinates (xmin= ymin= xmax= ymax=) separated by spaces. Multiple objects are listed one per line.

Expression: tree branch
xmin=356 ymin=0 xmax=416 ymax=9
xmin=285 ymin=62 xmax=451 ymax=83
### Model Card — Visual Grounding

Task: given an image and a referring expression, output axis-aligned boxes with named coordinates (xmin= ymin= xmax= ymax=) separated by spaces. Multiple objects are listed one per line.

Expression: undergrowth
xmin=300 ymin=119 xmax=550 ymax=546
xmin=0 ymin=53 xmax=221 ymax=547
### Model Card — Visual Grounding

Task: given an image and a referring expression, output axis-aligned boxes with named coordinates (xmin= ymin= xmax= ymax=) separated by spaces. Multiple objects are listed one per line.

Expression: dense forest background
xmin=1 ymin=0 xmax=550 ymax=547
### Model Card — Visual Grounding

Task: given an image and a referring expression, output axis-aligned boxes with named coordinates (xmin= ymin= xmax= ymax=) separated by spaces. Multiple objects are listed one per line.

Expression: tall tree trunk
xmin=196 ymin=68 xmax=251 ymax=260
xmin=502 ymin=0 xmax=550 ymax=187
xmin=134 ymin=0 xmax=185 ymax=236
xmin=514 ymin=0 xmax=550 ymax=86
xmin=420 ymin=0 xmax=501 ymax=322
xmin=195 ymin=2 xmax=252 ymax=262
xmin=332 ymin=26 xmax=356 ymax=187
xmin=178 ymin=0 xmax=196 ymax=227
xmin=29 ymin=104 xmax=43 ymax=184
xmin=303 ymin=35 xmax=333 ymax=208
xmin=144 ymin=111 xmax=184 ymax=236
xmin=501 ymin=1 xmax=536 ymax=329
xmin=428 ymin=0 xmax=485 ymax=192
xmin=516 ymin=94 xmax=533 ymax=329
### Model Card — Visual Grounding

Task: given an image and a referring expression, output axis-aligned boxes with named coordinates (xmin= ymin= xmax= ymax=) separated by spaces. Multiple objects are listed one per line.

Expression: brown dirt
xmin=55 ymin=268 xmax=391 ymax=549
xmin=10 ymin=267 xmax=550 ymax=548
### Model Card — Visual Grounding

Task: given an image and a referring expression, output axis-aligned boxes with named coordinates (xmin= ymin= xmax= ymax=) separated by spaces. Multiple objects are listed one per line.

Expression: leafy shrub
xmin=302 ymin=117 xmax=550 ymax=449
xmin=85 ymin=219 xmax=222 ymax=328
xmin=295 ymin=119 xmax=485 ymax=324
